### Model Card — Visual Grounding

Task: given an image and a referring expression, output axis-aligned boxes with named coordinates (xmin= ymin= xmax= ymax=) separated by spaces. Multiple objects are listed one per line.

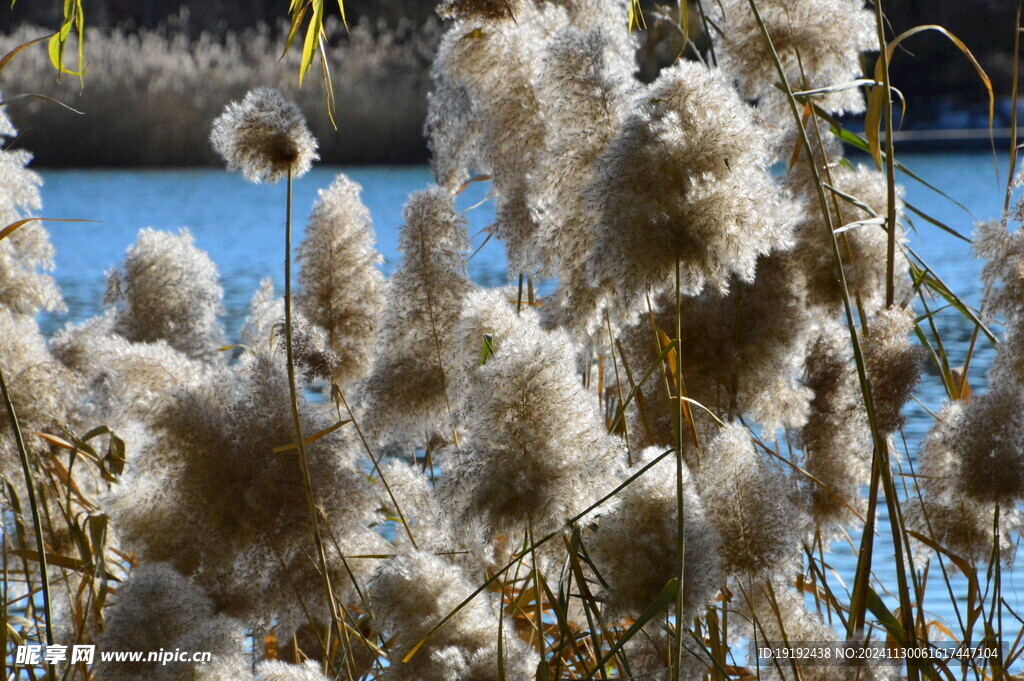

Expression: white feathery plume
xmin=698 ymin=424 xmax=805 ymax=580
xmin=558 ymin=0 xmax=638 ymax=82
xmin=975 ymin=219 xmax=1024 ymax=383
xmin=255 ymin=661 xmax=329 ymax=681
xmin=532 ymin=27 xmax=632 ymax=335
xmin=439 ymin=304 xmax=622 ymax=535
xmin=360 ymin=186 xmax=472 ymax=445
xmin=51 ymin=313 xmax=209 ymax=425
xmin=105 ymin=228 xmax=226 ymax=361
xmin=709 ymin=0 xmax=874 ymax=145
xmin=377 ymin=459 xmax=467 ymax=559
xmin=96 ymin=564 xmax=249 ymax=681
xmin=296 ymin=173 xmax=385 ymax=387
xmin=933 ymin=387 xmax=1024 ymax=506
xmin=0 ymin=93 xmax=63 ymax=315
xmin=444 ymin=286 xmax=521 ymax=414
xmin=368 ymin=550 xmax=538 ymax=681
xmin=588 ymin=446 xmax=722 ymax=620
xmin=427 ymin=2 xmax=567 ymax=272
xmin=586 ymin=61 xmax=793 ymax=323
xmin=799 ymin=320 xmax=871 ymax=530
xmin=794 ymin=162 xmax=910 ymax=316
xmin=240 ymin=278 xmax=283 ymax=352
xmin=106 ymin=354 xmax=384 ymax=630
xmin=0 ymin=309 xmax=82 ymax=490
xmin=908 ymin=402 xmax=1022 ymax=567
xmin=612 ymin=252 xmax=812 ymax=452
xmin=739 ymin=581 xmax=896 ymax=681
xmin=862 ymin=306 xmax=925 ymax=435
xmin=210 ymin=88 xmax=318 ymax=183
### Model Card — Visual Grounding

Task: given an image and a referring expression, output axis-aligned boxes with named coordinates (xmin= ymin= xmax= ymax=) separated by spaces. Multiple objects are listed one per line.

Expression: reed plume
xmin=909 ymin=402 xmax=1022 ymax=565
xmin=586 ymin=60 xmax=792 ymax=322
xmin=106 ymin=354 xmax=384 ymax=631
xmin=96 ymin=564 xmax=248 ymax=681
xmin=0 ymin=93 xmax=63 ymax=315
xmin=439 ymin=305 xmax=622 ymax=535
xmin=368 ymin=550 xmax=538 ymax=681
xmin=427 ymin=0 xmax=562 ymax=272
xmin=799 ymin=320 xmax=872 ymax=529
xmin=360 ymin=186 xmax=472 ymax=445
xmin=296 ymin=173 xmax=385 ymax=387
xmin=210 ymin=88 xmax=318 ymax=184
xmin=862 ymin=306 xmax=925 ymax=434
xmin=709 ymin=0 xmax=874 ymax=150
xmin=532 ymin=26 xmax=632 ymax=335
xmin=588 ymin=446 xmax=722 ymax=620
xmin=698 ymin=424 xmax=805 ymax=580
xmin=105 ymin=229 xmax=226 ymax=361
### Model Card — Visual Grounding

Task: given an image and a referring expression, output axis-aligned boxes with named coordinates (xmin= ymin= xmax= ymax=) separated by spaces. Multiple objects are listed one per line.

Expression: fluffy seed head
xmin=739 ymin=582 xmax=894 ymax=681
xmin=440 ymin=306 xmax=622 ymax=534
xmin=908 ymin=402 xmax=1022 ymax=565
xmin=587 ymin=61 xmax=792 ymax=321
xmin=698 ymin=424 xmax=805 ymax=579
xmin=532 ymin=27 xmax=633 ymax=334
xmin=240 ymin=278 xmax=283 ymax=352
xmin=588 ymin=446 xmax=722 ymax=620
xmin=51 ymin=314 xmax=209 ymax=425
xmin=255 ymin=661 xmax=329 ymax=681
xmin=0 ymin=95 xmax=63 ymax=315
xmin=863 ymin=306 xmax=925 ymax=434
xmin=945 ymin=387 xmax=1024 ymax=505
xmin=210 ymin=88 xmax=318 ymax=183
xmin=427 ymin=3 xmax=563 ymax=271
xmin=710 ymin=0 xmax=874 ymax=143
xmin=437 ymin=0 xmax=522 ymax=20
xmin=799 ymin=320 xmax=872 ymax=529
xmin=613 ymin=253 xmax=812 ymax=452
xmin=0 ymin=310 xmax=82 ymax=486
xmin=975 ymin=220 xmax=1024 ymax=383
xmin=296 ymin=174 xmax=384 ymax=386
xmin=360 ymin=186 xmax=472 ymax=445
xmin=105 ymin=229 xmax=225 ymax=361
xmin=368 ymin=550 xmax=538 ymax=681
xmin=96 ymin=564 xmax=248 ymax=681
xmin=794 ymin=163 xmax=909 ymax=315
xmin=276 ymin=311 xmax=341 ymax=383
xmin=107 ymin=354 xmax=382 ymax=629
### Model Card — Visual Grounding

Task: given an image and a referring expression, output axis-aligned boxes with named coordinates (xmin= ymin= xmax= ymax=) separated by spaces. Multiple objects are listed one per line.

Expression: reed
xmin=0 ymin=0 xmax=1021 ymax=680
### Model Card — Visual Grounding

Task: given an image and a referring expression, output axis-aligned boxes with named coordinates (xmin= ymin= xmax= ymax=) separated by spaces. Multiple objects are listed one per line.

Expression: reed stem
xmin=283 ymin=166 xmax=344 ymax=663
xmin=874 ymin=0 xmax=899 ymax=308
xmin=673 ymin=258 xmax=687 ymax=680
xmin=0 ymin=365 xmax=55 ymax=681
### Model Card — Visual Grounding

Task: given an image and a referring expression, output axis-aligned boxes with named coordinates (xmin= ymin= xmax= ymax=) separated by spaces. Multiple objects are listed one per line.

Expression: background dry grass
xmin=0 ymin=18 xmax=439 ymax=166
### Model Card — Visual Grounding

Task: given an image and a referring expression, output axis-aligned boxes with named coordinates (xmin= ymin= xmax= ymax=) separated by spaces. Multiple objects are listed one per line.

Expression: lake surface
xmin=33 ymin=153 xmax=1024 ymax=658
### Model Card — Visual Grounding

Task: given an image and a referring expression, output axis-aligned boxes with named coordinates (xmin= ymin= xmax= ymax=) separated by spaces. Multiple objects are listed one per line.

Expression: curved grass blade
xmin=0 ymin=35 xmax=51 ymax=76
xmin=866 ymin=25 xmax=995 ymax=170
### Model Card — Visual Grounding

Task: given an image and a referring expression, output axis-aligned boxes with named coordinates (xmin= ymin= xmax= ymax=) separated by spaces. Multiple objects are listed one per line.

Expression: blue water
xmin=33 ymin=154 xmax=1024 ymax=659
xmin=35 ymin=166 xmax=515 ymax=338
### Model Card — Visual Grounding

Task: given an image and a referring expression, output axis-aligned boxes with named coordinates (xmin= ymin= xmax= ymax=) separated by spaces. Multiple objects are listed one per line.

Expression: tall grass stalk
xmin=283 ymin=166 xmax=345 ymax=666
xmin=874 ymin=0 xmax=900 ymax=309
xmin=673 ymin=258 xmax=687 ymax=681
xmin=0 ymin=365 xmax=54 ymax=681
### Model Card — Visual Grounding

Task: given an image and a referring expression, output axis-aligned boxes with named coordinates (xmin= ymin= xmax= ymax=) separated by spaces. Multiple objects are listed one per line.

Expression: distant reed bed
xmin=1 ymin=0 xmax=1023 ymax=680
xmin=0 ymin=18 xmax=439 ymax=165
